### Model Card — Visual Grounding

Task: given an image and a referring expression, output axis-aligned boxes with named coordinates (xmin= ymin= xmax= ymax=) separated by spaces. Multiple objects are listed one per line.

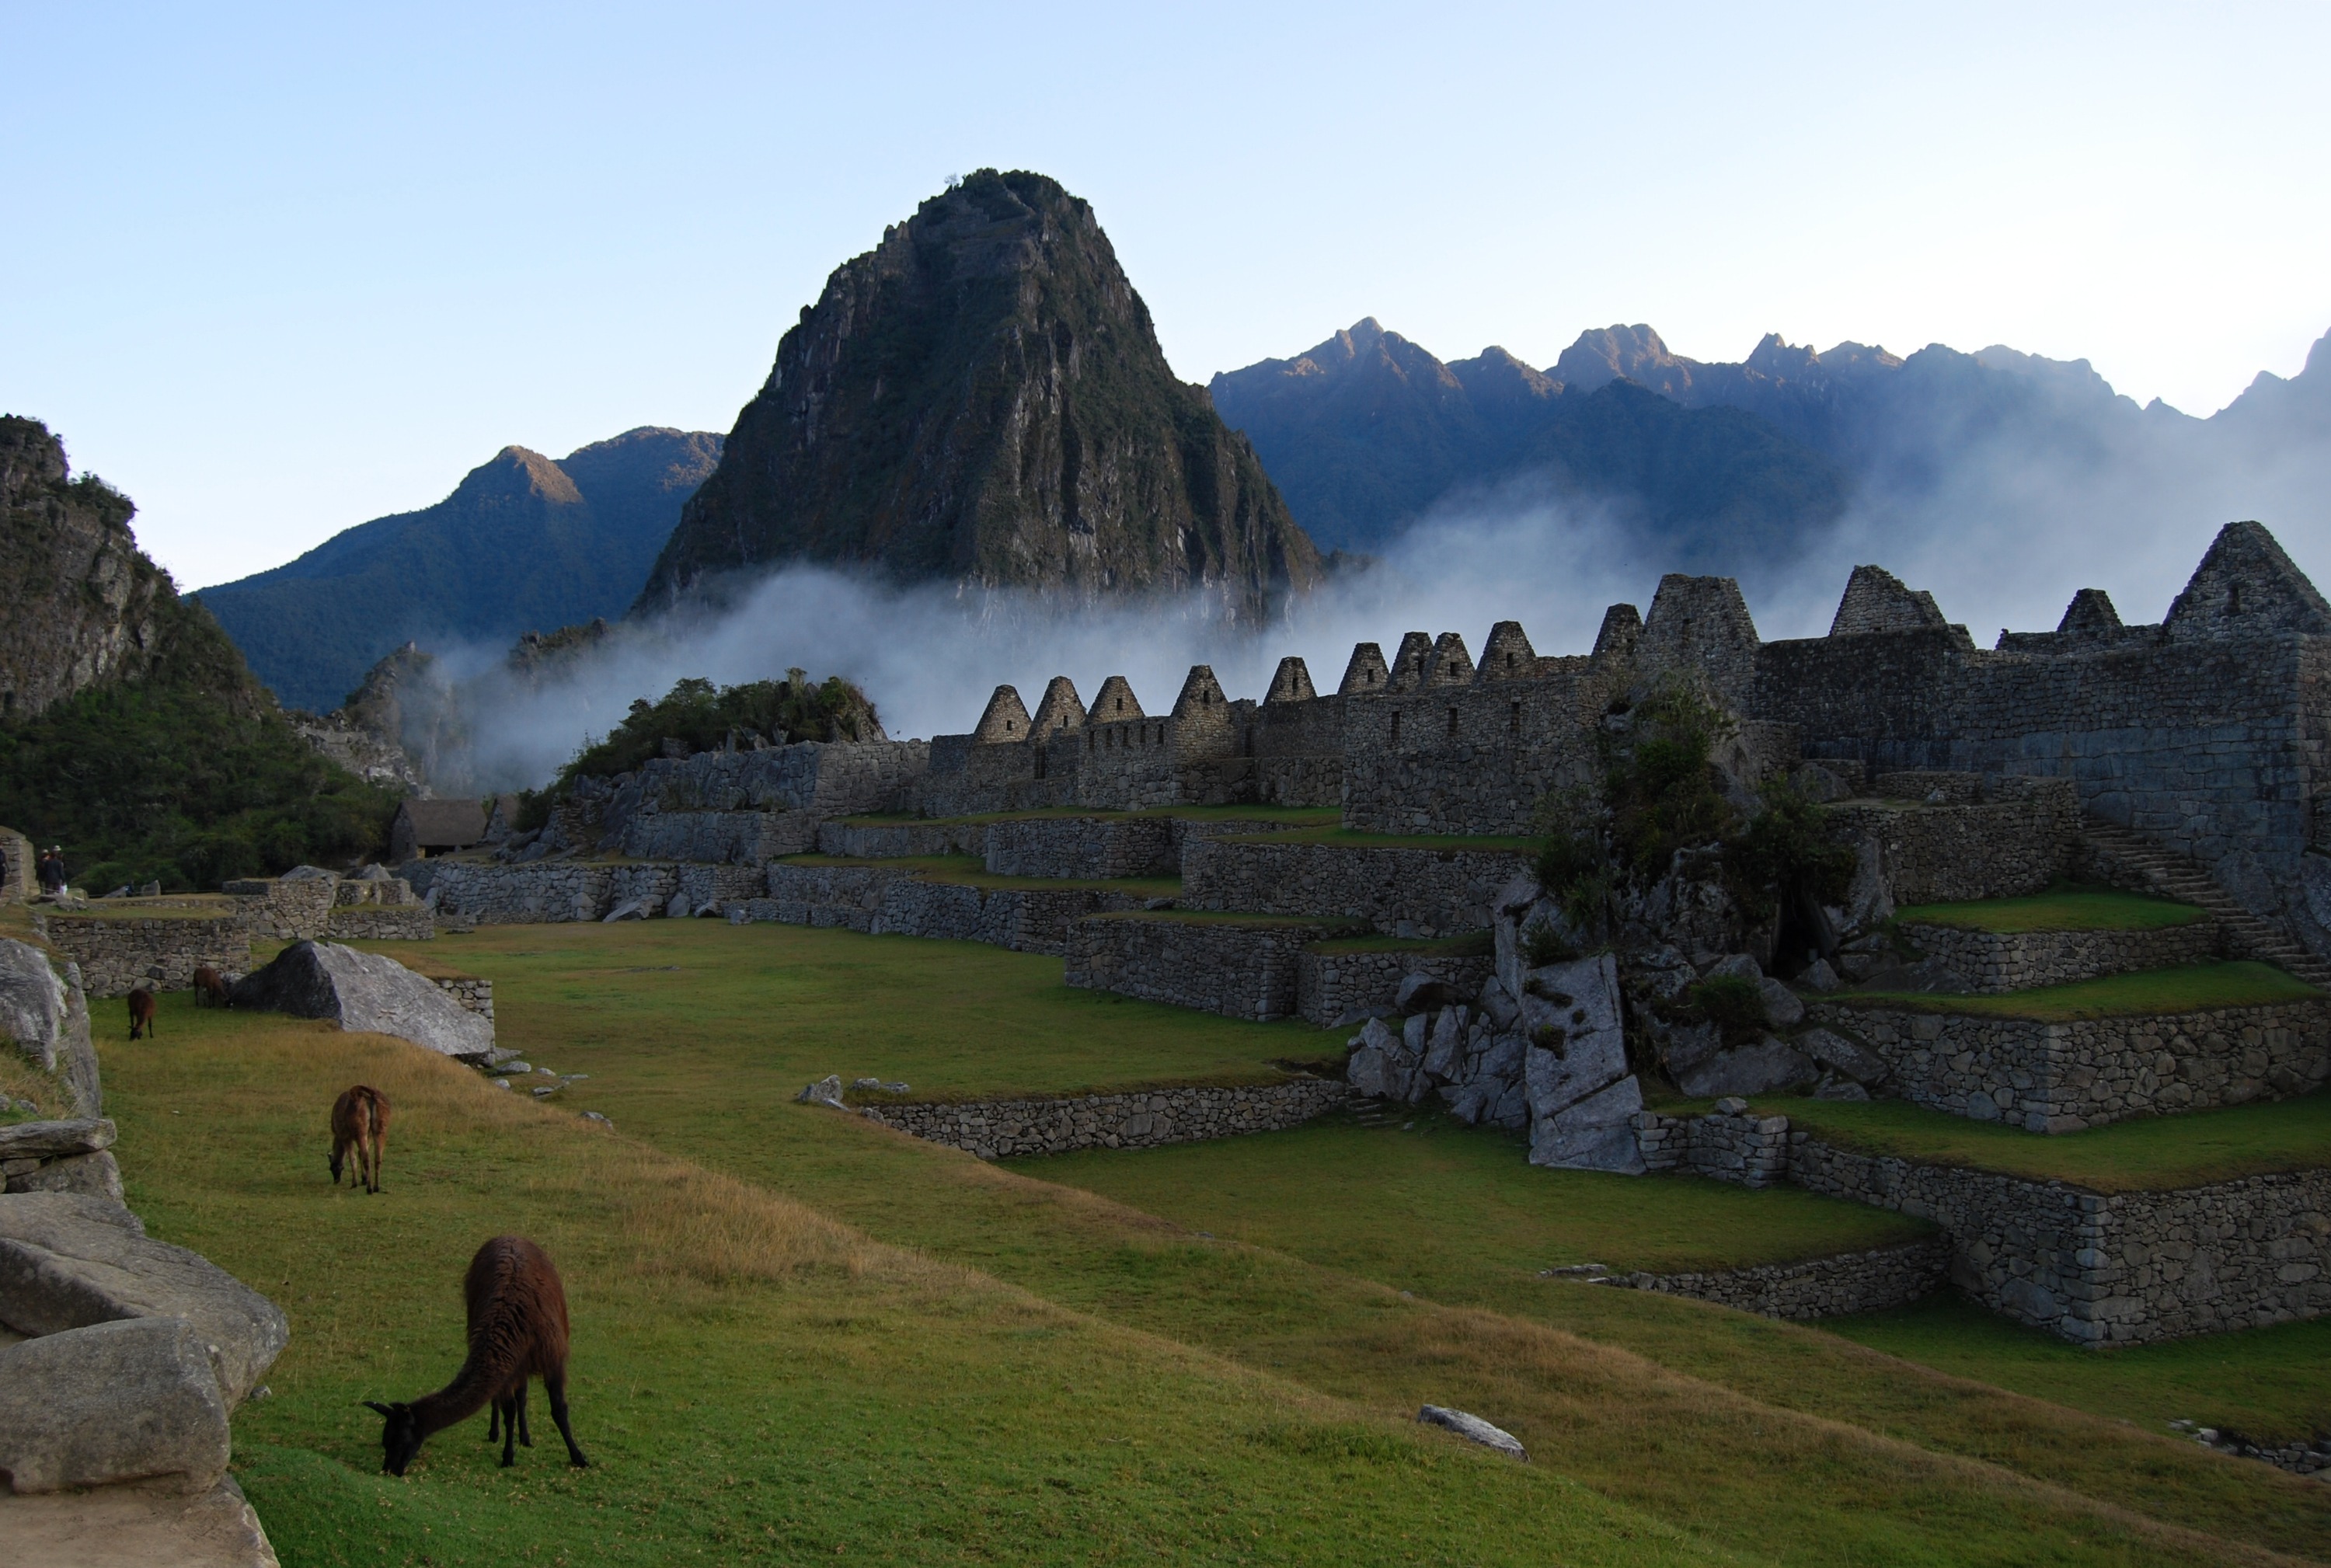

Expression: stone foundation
xmin=1827 ymin=779 xmax=2080 ymax=905
xmin=981 ymin=815 xmax=1182 ymax=879
xmin=859 ymin=1078 xmax=1350 ymax=1158
xmin=1180 ymin=837 xmax=1528 ymax=937
xmin=1295 ymin=947 xmax=1497 ymax=1026
xmin=609 ymin=809 xmax=817 ymax=863
xmin=30 ymin=912 xmax=250 ymax=998
xmin=1902 ymin=919 xmax=2220 ymax=992
xmin=222 ymin=878 xmax=336 ymax=940
xmin=1604 ymin=1237 xmax=1949 ymax=1319
xmin=1637 ymin=1106 xmax=1793 ymax=1187
xmin=815 ymin=819 xmax=986 ymax=858
xmin=747 ymin=863 xmax=1147 ymax=954
xmin=430 ymin=976 xmax=493 ymax=1021
xmin=326 ymin=907 xmax=434 ymax=941
xmin=1809 ymin=998 xmax=2331 ymax=1131
xmin=1066 ymin=913 xmax=1354 ymax=1020
xmin=405 ymin=860 xmax=614 ymax=924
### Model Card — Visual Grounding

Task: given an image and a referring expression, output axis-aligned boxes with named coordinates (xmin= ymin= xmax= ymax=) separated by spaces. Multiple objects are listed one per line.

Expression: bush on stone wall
xmin=555 ymin=671 xmax=880 ymax=789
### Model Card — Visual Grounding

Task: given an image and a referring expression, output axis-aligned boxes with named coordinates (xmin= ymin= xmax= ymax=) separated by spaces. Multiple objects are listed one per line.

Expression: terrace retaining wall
xmin=1826 ymin=779 xmax=2081 ymax=905
xmin=1295 ymin=947 xmax=1497 ymax=1027
xmin=405 ymin=861 xmax=614 ymax=924
xmin=1902 ymin=919 xmax=2221 ymax=992
xmin=859 ymin=1078 xmax=1352 ymax=1159
xmin=815 ymin=820 xmax=986 ymax=859
xmin=223 ymin=878 xmax=337 ymax=940
xmin=1605 ymin=1237 xmax=1949 ymax=1319
xmin=430 ymin=976 xmax=493 ymax=1021
xmin=30 ymin=911 xmax=250 ymax=997
xmin=1067 ymin=914 xmax=1350 ymax=1020
xmin=326 ymin=908 xmax=435 ymax=941
xmin=610 ymin=809 xmax=817 ymax=864
xmin=745 ymin=863 xmax=1145 ymax=954
xmin=1180 ymin=837 xmax=1526 ymax=938
xmin=981 ymin=816 xmax=1181 ymax=880
xmin=1637 ymin=1106 xmax=1793 ymax=1187
xmin=1807 ymin=998 xmax=2331 ymax=1131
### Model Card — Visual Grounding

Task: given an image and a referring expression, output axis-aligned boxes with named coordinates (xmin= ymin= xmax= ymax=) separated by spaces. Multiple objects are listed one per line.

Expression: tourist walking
xmin=36 ymin=846 xmax=66 ymax=899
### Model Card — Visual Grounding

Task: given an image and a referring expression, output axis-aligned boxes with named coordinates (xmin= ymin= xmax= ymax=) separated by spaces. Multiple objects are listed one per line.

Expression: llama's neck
xmin=408 ymin=1345 xmax=505 ymax=1437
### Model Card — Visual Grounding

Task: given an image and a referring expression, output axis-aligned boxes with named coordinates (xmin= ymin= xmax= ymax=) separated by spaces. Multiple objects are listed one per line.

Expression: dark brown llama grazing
xmin=127 ymin=987 xmax=156 ymax=1040
xmin=192 ymin=965 xmax=230 ymax=1009
xmin=366 ymin=1235 xmax=589 ymax=1475
xmin=329 ymin=1085 xmax=392 ymax=1194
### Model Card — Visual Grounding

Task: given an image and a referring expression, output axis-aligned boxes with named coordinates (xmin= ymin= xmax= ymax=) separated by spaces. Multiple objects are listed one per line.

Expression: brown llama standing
xmin=367 ymin=1235 xmax=589 ymax=1475
xmin=192 ymin=965 xmax=230 ymax=1009
xmin=329 ymin=1085 xmax=392 ymax=1194
xmin=127 ymin=988 xmax=156 ymax=1040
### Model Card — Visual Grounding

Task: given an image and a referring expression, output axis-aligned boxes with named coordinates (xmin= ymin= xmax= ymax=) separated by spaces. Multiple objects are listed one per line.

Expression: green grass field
xmin=1844 ymin=960 xmax=2322 ymax=1019
xmin=1894 ymin=886 xmax=2212 ymax=933
xmin=1726 ymin=1092 xmax=2331 ymax=1191
xmin=86 ymin=920 xmax=2331 ymax=1563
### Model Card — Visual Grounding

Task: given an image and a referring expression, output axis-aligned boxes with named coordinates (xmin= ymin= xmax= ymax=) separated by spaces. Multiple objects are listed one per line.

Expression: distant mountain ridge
xmin=1209 ymin=318 xmax=2331 ymax=584
xmin=641 ymin=169 xmax=1319 ymax=618
xmin=198 ymin=427 xmax=720 ymax=713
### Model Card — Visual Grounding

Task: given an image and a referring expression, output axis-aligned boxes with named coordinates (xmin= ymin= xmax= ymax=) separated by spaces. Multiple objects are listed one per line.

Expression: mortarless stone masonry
xmin=1179 ymin=837 xmax=1526 ymax=937
xmin=1901 ymin=918 xmax=2221 ymax=992
xmin=1295 ymin=947 xmax=1497 ymax=1026
xmin=1807 ymin=998 xmax=2331 ymax=1131
xmin=748 ymin=862 xmax=1147 ymax=954
xmin=1604 ymin=1237 xmax=1949 ymax=1320
xmin=430 ymin=975 xmax=493 ymax=1020
xmin=1636 ymin=1107 xmax=1793 ymax=1187
xmin=1067 ymin=913 xmax=1359 ymax=1020
xmin=857 ymin=1078 xmax=1351 ymax=1159
xmin=30 ymin=911 xmax=250 ymax=998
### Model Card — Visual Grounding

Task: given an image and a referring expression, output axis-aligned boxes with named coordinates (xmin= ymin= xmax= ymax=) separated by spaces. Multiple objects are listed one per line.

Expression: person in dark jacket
xmin=36 ymin=847 xmax=66 ymax=897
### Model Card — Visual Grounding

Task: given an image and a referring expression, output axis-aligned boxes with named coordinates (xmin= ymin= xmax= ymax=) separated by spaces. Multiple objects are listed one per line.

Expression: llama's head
xmin=365 ymin=1399 xmax=423 ymax=1475
xmin=329 ymin=1146 xmax=345 ymax=1183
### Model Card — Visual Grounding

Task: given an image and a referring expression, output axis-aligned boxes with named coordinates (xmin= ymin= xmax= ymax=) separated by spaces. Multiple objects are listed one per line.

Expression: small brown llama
xmin=329 ymin=1085 xmax=392 ymax=1194
xmin=127 ymin=987 xmax=157 ymax=1040
xmin=192 ymin=964 xmax=230 ymax=1009
xmin=367 ymin=1235 xmax=589 ymax=1475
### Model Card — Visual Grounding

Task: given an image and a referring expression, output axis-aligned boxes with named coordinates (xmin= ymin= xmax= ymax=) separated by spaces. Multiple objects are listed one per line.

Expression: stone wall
xmin=858 ymin=1078 xmax=1352 ymax=1159
xmin=982 ymin=815 xmax=1180 ymax=879
xmin=406 ymin=861 xmax=614 ymax=924
xmin=31 ymin=911 xmax=250 ymax=997
xmin=1808 ymin=998 xmax=2331 ymax=1131
xmin=1066 ymin=914 xmax=1350 ymax=1020
xmin=325 ymin=907 xmax=435 ymax=941
xmin=1903 ymin=919 xmax=2220 ymax=992
xmin=1789 ymin=1137 xmax=2331 ymax=1344
xmin=0 ymin=826 xmax=31 ymax=901
xmin=1339 ymin=669 xmax=1609 ymax=836
xmin=222 ymin=877 xmax=336 ymax=940
xmin=1825 ymin=779 xmax=2080 ymax=906
xmin=1295 ymin=947 xmax=1497 ymax=1027
xmin=430 ymin=976 xmax=493 ymax=1020
xmin=1605 ymin=1237 xmax=1949 ymax=1320
xmin=610 ymin=809 xmax=817 ymax=864
xmin=751 ymin=863 xmax=1145 ymax=955
xmin=1637 ymin=1106 xmax=1793 ymax=1187
xmin=1180 ymin=837 xmax=1526 ymax=938
xmin=816 ymin=820 xmax=986 ymax=858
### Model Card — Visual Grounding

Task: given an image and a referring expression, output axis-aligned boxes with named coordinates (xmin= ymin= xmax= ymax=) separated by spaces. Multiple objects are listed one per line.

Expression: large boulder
xmin=0 ymin=1191 xmax=288 ymax=1406
xmin=230 ymin=940 xmax=492 ymax=1062
xmin=1798 ymin=1026 xmax=1888 ymax=1085
xmin=10 ymin=1150 xmax=126 ymax=1204
xmin=0 ymin=1316 xmax=231 ymax=1494
xmin=0 ymin=939 xmax=100 ymax=1116
xmin=0 ymin=1118 xmax=114 ymax=1161
xmin=1529 ymin=1073 xmax=1648 ymax=1173
xmin=1519 ymin=953 xmax=1628 ymax=1122
xmin=1674 ymin=1037 xmax=1818 ymax=1099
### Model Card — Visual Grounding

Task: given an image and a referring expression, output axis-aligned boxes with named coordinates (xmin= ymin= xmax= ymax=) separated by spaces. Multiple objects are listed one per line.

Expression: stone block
xmin=0 ymin=1317 xmax=231 ymax=1493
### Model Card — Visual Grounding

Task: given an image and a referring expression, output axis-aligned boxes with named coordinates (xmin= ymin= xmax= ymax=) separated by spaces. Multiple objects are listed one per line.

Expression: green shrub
xmin=1601 ymin=681 xmax=1737 ymax=880
xmin=1521 ymin=917 xmax=1577 ymax=967
xmin=1723 ymin=780 xmax=1855 ymax=922
xmin=555 ymin=670 xmax=880 ymax=791
xmin=1685 ymin=974 xmax=1768 ymax=1042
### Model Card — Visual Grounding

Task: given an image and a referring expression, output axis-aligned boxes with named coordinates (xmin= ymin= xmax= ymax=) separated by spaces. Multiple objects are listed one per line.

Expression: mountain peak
xmin=643 ymin=169 xmax=1318 ymax=616
xmin=1552 ymin=324 xmax=1688 ymax=397
xmin=455 ymin=446 xmax=585 ymax=508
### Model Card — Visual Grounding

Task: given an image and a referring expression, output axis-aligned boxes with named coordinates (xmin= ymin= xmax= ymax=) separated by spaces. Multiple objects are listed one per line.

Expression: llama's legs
xmin=515 ymin=1384 xmax=532 ymax=1447
xmin=488 ymin=1397 xmax=503 ymax=1442
xmin=545 ymin=1371 xmax=588 ymax=1468
xmin=500 ymin=1395 xmax=517 ymax=1466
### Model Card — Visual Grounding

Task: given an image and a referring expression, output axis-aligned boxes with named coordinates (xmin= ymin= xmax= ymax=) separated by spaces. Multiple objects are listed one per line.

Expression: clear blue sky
xmin=5 ymin=1 xmax=2326 ymax=589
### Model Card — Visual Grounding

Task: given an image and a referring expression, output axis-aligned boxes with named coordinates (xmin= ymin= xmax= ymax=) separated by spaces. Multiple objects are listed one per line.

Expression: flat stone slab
xmin=0 ymin=1474 xmax=277 ymax=1566
xmin=230 ymin=940 xmax=492 ymax=1061
xmin=0 ymin=1317 xmax=230 ymax=1493
xmin=0 ymin=1118 xmax=116 ymax=1161
xmin=1417 ymin=1404 xmax=1529 ymax=1460
xmin=0 ymin=1192 xmax=287 ymax=1406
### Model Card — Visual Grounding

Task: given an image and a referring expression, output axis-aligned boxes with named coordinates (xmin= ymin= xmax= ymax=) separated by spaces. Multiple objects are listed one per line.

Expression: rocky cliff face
xmin=640 ymin=169 xmax=1319 ymax=618
xmin=0 ymin=417 xmax=177 ymax=720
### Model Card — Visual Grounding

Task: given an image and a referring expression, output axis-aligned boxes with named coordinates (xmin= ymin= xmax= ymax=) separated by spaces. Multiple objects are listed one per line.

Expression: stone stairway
xmin=2080 ymin=817 xmax=2331 ymax=987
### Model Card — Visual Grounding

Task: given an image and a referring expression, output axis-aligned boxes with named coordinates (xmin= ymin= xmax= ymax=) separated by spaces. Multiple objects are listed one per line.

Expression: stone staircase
xmin=2079 ymin=817 xmax=2331 ymax=987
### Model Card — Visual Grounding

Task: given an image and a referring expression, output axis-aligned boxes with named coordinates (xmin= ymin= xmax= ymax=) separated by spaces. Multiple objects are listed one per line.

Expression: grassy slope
xmin=374 ymin=922 xmax=2331 ymax=1563
xmin=1737 ymin=1093 xmax=2331 ymax=1192
xmin=113 ymin=1002 xmax=1706 ymax=1567
xmin=1842 ymin=960 xmax=2322 ymax=1019
xmin=1894 ymin=888 xmax=2212 ymax=933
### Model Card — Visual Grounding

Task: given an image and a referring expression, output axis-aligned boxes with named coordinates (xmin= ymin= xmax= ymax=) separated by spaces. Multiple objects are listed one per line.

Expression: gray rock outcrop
xmin=1674 ymin=1036 xmax=1818 ymax=1098
xmin=0 ymin=937 xmax=100 ymax=1115
xmin=0 ymin=1316 xmax=232 ymax=1494
xmin=229 ymin=941 xmax=492 ymax=1062
xmin=0 ymin=1191 xmax=289 ymax=1405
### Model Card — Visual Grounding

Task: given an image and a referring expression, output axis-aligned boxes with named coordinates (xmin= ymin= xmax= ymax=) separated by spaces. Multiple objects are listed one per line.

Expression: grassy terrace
xmin=1894 ymin=885 xmax=2211 ymax=933
xmin=1841 ymin=960 xmax=2322 ymax=1019
xmin=156 ymin=925 xmax=2331 ymax=1563
xmin=1688 ymin=1091 xmax=2331 ymax=1192
xmin=775 ymin=852 xmax=1180 ymax=898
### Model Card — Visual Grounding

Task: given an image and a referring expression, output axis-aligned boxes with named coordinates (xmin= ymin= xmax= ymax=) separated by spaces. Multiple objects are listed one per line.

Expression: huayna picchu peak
xmin=638 ymin=169 xmax=1321 ymax=618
